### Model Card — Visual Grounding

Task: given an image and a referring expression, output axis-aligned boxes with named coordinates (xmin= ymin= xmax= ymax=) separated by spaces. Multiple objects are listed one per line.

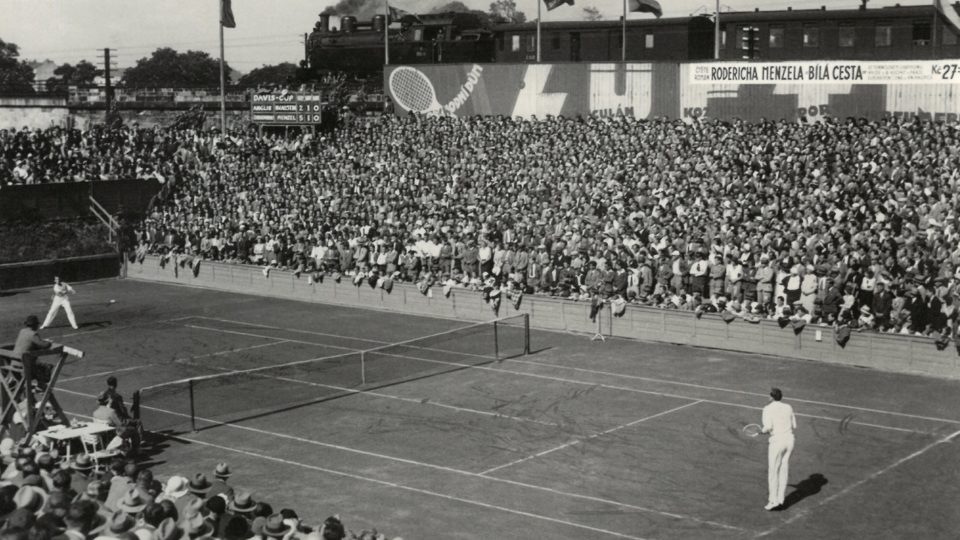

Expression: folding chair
xmin=80 ymin=430 xmax=120 ymax=471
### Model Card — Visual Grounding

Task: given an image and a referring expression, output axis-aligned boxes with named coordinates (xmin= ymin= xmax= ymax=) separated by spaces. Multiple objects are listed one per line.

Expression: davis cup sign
xmin=250 ymin=93 xmax=324 ymax=124
xmin=690 ymin=60 xmax=960 ymax=85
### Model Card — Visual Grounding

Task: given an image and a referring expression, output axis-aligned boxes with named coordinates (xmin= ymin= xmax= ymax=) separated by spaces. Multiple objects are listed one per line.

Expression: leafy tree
xmin=0 ymin=38 xmax=35 ymax=94
xmin=432 ymin=1 xmax=470 ymax=11
xmin=433 ymin=2 xmax=494 ymax=26
xmin=122 ymin=48 xmax=231 ymax=88
xmin=238 ymin=62 xmax=298 ymax=86
xmin=583 ymin=6 xmax=603 ymax=21
xmin=46 ymin=60 xmax=100 ymax=92
xmin=489 ymin=0 xmax=526 ymax=23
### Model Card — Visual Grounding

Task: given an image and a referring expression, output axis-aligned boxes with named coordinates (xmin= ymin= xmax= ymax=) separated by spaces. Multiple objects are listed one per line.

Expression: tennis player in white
xmin=762 ymin=387 xmax=796 ymax=510
xmin=40 ymin=276 xmax=78 ymax=330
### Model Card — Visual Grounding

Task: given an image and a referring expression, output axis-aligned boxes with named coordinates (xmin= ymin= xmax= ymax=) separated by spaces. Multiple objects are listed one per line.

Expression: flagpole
xmin=622 ymin=0 xmax=627 ymax=61
xmin=932 ymin=0 xmax=938 ymax=59
xmin=219 ymin=0 xmax=226 ymax=134
xmin=714 ymin=0 xmax=720 ymax=60
xmin=536 ymin=0 xmax=542 ymax=63
xmin=384 ymin=0 xmax=390 ymax=65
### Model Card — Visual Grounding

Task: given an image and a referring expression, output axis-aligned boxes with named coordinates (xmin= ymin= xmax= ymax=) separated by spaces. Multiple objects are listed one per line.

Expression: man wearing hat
xmin=206 ymin=463 xmax=234 ymax=501
xmin=92 ymin=509 xmax=137 ymax=540
xmin=760 ymin=388 xmax=797 ymax=510
xmin=226 ymin=492 xmax=255 ymax=523
xmin=176 ymin=474 xmax=210 ymax=517
xmin=70 ymin=455 xmax=97 ymax=497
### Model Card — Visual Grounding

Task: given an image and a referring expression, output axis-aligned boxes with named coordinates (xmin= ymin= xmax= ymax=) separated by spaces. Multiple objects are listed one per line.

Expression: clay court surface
xmin=3 ymin=279 xmax=960 ymax=539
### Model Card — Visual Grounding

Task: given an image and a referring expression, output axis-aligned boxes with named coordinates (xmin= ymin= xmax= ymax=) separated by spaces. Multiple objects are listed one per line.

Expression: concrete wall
xmin=128 ymin=255 xmax=960 ymax=380
xmin=0 ymin=97 xmax=71 ymax=130
xmin=0 ymin=97 xmax=250 ymax=130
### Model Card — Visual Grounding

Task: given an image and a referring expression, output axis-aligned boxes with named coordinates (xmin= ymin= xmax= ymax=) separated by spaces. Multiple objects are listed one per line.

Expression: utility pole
xmin=102 ymin=48 xmax=115 ymax=122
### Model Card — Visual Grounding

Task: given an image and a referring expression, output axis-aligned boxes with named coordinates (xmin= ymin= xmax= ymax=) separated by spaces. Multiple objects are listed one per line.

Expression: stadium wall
xmin=384 ymin=60 xmax=960 ymax=122
xmin=128 ymin=256 xmax=960 ymax=380
xmin=0 ymin=98 xmax=249 ymax=130
xmin=0 ymin=254 xmax=118 ymax=290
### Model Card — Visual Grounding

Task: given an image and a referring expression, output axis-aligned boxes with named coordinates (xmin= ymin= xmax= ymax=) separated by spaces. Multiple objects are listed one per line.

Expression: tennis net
xmin=133 ymin=314 xmax=529 ymax=435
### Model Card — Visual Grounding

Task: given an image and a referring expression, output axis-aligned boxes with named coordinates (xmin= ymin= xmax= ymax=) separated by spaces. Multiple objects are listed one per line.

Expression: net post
xmin=132 ymin=390 xmax=140 ymax=421
xmin=494 ymin=320 xmax=500 ymax=361
xmin=361 ymin=351 xmax=366 ymax=385
xmin=188 ymin=379 xmax=197 ymax=432
xmin=524 ymin=314 xmax=530 ymax=355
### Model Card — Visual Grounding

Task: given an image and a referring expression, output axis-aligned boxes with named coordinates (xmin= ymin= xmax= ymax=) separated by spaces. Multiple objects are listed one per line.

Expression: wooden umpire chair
xmin=0 ymin=343 xmax=83 ymax=444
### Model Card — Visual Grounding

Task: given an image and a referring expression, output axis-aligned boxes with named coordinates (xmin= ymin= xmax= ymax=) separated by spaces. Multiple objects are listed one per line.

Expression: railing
xmin=88 ymin=195 xmax=119 ymax=243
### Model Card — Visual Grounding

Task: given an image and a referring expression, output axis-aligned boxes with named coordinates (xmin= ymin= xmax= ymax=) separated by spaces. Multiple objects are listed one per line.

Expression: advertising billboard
xmin=385 ymin=61 xmax=960 ymax=123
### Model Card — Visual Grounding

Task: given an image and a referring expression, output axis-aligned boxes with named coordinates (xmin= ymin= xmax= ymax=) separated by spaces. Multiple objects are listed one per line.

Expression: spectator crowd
xmin=2 ymin=113 xmax=960 ymax=339
xmin=0 ymin=446 xmax=395 ymax=540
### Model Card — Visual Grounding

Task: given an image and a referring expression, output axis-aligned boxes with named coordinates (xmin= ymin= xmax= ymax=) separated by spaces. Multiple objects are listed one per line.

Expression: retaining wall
xmin=127 ymin=256 xmax=960 ymax=380
xmin=1 ymin=254 xmax=119 ymax=290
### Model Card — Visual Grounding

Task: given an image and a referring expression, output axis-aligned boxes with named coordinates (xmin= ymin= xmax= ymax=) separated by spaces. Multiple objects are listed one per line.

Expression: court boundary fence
xmin=126 ymin=256 xmax=959 ymax=380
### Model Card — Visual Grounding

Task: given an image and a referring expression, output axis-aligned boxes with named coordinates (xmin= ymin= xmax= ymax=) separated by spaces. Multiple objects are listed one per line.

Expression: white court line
xmin=174 ymin=322 xmax=927 ymax=436
xmin=755 ymin=427 xmax=960 ymax=538
xmin=54 ymin=387 xmax=743 ymax=533
xmin=60 ymin=365 xmax=150 ymax=383
xmin=189 ymin=316 xmax=960 ymax=428
xmin=481 ymin=400 xmax=704 ymax=476
xmin=185 ymin=325 xmax=358 ymax=352
xmin=52 ymin=407 xmax=647 ymax=540
xmin=183 ymin=340 xmax=292 ymax=361
xmin=56 ymin=315 xmax=197 ymax=339
xmin=375 ymin=352 xmax=926 ymax=435
xmin=179 ymin=436 xmax=656 ymax=540
xmin=186 ymin=316 xmax=391 ymax=345
xmin=509 ymin=358 xmax=960 ymax=426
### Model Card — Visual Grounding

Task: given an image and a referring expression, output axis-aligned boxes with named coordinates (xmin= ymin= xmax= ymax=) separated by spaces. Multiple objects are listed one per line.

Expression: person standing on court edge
xmin=762 ymin=387 xmax=796 ymax=510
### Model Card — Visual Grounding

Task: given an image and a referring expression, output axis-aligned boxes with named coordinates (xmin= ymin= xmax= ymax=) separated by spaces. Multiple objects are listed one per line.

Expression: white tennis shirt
xmin=762 ymin=401 xmax=796 ymax=437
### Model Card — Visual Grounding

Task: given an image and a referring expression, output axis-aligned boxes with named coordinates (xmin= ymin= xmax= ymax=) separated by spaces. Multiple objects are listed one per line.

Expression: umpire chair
xmin=0 ymin=343 xmax=83 ymax=443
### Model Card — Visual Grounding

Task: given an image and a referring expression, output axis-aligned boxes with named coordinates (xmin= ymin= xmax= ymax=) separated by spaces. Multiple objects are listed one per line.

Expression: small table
xmin=35 ymin=421 xmax=116 ymax=460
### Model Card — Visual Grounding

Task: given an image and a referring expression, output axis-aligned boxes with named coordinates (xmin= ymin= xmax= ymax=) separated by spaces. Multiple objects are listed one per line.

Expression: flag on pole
xmin=388 ymin=5 xmax=420 ymax=23
xmin=629 ymin=0 xmax=662 ymax=18
xmin=544 ymin=0 xmax=575 ymax=11
xmin=221 ymin=0 xmax=236 ymax=28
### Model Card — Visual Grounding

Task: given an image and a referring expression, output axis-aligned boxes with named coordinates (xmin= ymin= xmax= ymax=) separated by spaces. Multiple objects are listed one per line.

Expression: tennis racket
xmin=389 ymin=66 xmax=444 ymax=114
xmin=742 ymin=423 xmax=763 ymax=437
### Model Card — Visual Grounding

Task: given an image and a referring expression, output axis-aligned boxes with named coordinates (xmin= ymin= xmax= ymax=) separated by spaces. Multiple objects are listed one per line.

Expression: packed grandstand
xmin=3 ymin=114 xmax=958 ymax=337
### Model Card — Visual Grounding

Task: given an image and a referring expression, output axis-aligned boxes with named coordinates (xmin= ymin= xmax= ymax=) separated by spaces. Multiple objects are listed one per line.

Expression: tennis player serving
xmin=762 ymin=387 xmax=796 ymax=510
xmin=39 ymin=276 xmax=78 ymax=330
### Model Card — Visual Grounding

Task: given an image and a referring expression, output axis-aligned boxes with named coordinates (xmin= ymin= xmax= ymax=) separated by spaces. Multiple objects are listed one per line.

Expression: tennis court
xmin=6 ymin=279 xmax=960 ymax=539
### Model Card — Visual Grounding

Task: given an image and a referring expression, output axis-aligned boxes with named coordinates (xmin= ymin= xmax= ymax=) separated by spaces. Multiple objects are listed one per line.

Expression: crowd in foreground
xmin=2 ymin=114 xmax=959 ymax=338
xmin=0 ymin=447 xmax=395 ymax=540
xmin=0 ymin=375 xmax=398 ymax=540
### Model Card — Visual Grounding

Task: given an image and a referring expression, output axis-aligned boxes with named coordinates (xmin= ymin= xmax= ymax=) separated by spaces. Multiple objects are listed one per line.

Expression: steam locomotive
xmin=306 ymin=3 xmax=960 ymax=74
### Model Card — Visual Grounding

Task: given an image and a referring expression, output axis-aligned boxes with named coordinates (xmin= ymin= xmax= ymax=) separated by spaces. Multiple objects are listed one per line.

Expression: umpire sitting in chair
xmin=93 ymin=392 xmax=122 ymax=428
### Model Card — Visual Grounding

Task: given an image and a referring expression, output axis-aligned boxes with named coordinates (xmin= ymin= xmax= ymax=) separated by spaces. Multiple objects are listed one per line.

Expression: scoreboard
xmin=250 ymin=93 xmax=324 ymax=125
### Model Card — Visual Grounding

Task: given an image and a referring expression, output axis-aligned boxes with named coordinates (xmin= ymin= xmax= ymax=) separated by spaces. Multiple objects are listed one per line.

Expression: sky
xmin=0 ymin=0 xmax=913 ymax=73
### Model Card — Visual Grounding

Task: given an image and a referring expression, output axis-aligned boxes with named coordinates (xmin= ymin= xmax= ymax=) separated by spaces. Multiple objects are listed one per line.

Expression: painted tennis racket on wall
xmin=389 ymin=66 xmax=446 ymax=115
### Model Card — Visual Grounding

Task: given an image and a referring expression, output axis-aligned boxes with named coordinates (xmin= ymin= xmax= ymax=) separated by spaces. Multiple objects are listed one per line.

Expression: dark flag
xmin=629 ymin=0 xmax=662 ymax=18
xmin=544 ymin=0 xmax=575 ymax=11
xmin=388 ymin=5 xmax=421 ymax=23
xmin=221 ymin=0 xmax=236 ymax=28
